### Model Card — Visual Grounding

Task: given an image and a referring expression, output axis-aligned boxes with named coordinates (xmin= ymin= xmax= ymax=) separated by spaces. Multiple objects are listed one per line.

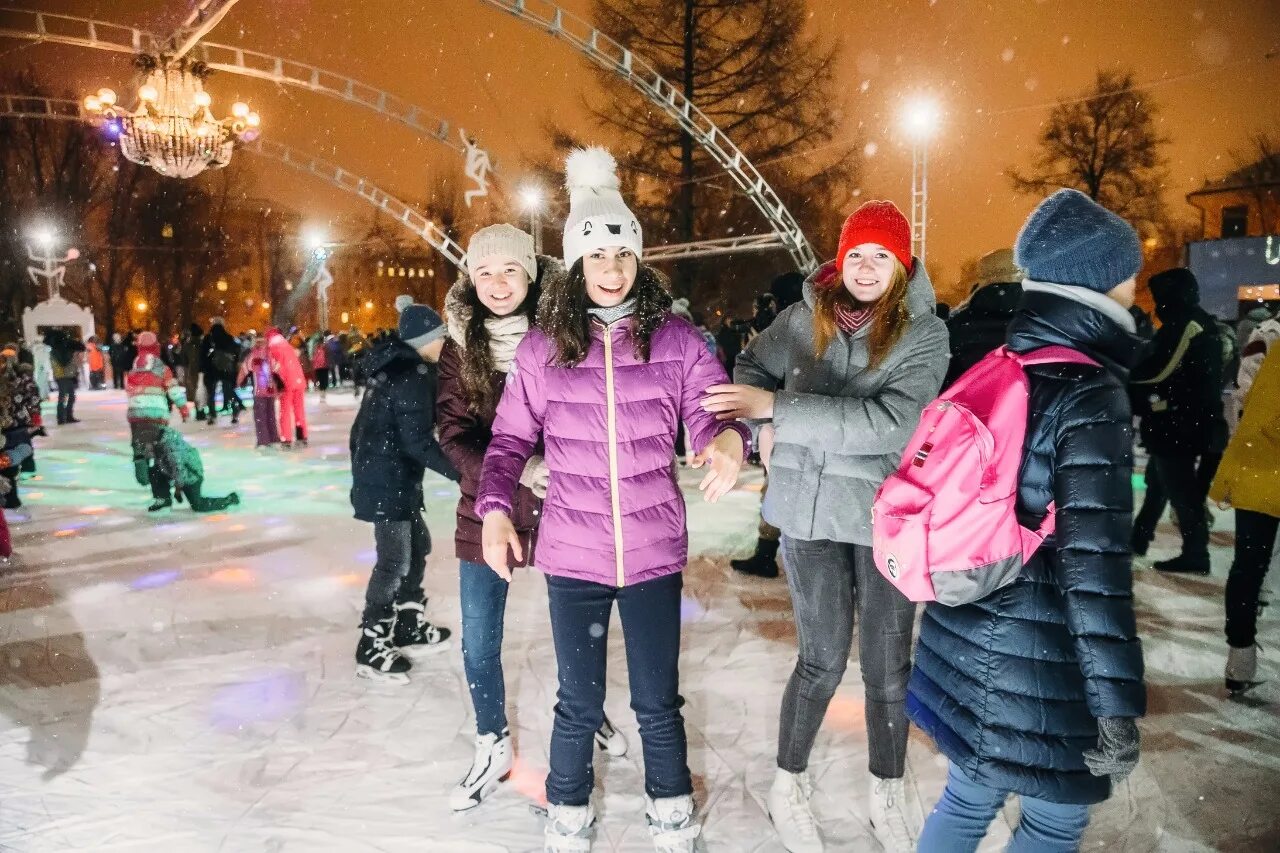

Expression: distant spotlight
xmin=903 ymin=98 xmax=940 ymax=139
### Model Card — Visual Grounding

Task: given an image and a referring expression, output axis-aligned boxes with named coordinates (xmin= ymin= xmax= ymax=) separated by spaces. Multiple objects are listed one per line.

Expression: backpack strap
xmin=1009 ymin=345 xmax=1100 ymax=369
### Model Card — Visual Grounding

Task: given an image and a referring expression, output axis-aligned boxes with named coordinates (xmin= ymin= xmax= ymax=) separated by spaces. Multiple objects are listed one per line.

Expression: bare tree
xmin=1007 ymin=70 xmax=1170 ymax=235
xmin=584 ymin=0 xmax=860 ymax=306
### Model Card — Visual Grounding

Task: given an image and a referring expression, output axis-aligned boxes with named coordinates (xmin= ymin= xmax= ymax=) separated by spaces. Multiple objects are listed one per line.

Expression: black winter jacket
xmin=1129 ymin=275 xmax=1226 ymax=456
xmin=200 ymin=324 xmax=242 ymax=376
xmin=942 ymin=281 xmax=1022 ymax=389
xmin=908 ymin=287 xmax=1147 ymax=805
xmin=349 ymin=337 xmax=459 ymax=522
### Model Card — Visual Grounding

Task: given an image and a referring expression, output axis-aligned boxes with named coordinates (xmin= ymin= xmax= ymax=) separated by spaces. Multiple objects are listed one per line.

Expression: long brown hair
xmin=812 ymin=259 xmax=912 ymax=369
xmin=457 ymin=269 xmax=542 ymax=418
xmin=537 ymin=260 xmax=673 ymax=367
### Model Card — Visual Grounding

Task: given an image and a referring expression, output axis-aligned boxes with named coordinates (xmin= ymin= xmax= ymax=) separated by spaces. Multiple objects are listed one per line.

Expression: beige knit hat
xmin=467 ymin=224 xmax=537 ymax=282
xmin=973 ymin=248 xmax=1023 ymax=288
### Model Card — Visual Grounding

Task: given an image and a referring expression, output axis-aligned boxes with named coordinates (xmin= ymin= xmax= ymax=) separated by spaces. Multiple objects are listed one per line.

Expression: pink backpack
xmin=872 ymin=346 xmax=1100 ymax=605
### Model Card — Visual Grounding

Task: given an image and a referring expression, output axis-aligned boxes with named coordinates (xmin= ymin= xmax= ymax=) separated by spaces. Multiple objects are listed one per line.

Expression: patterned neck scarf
xmin=587 ymin=297 xmax=637 ymax=326
xmin=833 ymin=300 xmax=874 ymax=335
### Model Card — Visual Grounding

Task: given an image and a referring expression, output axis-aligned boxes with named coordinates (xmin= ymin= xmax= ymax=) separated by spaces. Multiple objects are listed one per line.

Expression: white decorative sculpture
xmin=461 ymin=129 xmax=491 ymax=208
xmin=22 ymin=240 xmax=95 ymax=344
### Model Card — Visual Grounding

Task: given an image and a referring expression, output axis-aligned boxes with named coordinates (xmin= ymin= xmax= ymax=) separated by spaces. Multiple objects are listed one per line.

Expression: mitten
xmin=519 ymin=455 xmax=550 ymax=500
xmin=1083 ymin=717 xmax=1140 ymax=781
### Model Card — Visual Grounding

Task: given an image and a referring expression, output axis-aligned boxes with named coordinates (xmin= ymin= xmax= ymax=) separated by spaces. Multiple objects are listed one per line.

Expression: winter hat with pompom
xmin=394 ymin=294 xmax=415 ymax=314
xmin=562 ymin=146 xmax=642 ymax=270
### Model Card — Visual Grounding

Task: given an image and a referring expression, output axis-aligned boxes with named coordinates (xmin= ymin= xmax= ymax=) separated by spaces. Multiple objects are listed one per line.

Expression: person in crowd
xmin=477 ymin=147 xmax=746 ymax=852
xmin=85 ymin=337 xmax=106 ymax=390
xmin=31 ymin=334 xmax=53 ymax=400
xmin=152 ymin=424 xmax=241 ymax=512
xmin=706 ymin=199 xmax=948 ymax=852
xmin=0 ymin=442 xmax=32 ymax=558
xmin=942 ymin=247 xmax=1023 ymax=389
xmin=238 ymin=335 xmax=281 ymax=449
xmin=181 ymin=324 xmax=205 ymax=420
xmin=909 ymin=189 xmax=1146 ymax=852
xmin=1211 ymin=340 xmax=1280 ymax=696
xmin=1235 ymin=305 xmax=1273 ymax=355
xmin=1227 ymin=309 xmax=1280 ymax=430
xmin=329 ymin=332 xmax=348 ymax=386
xmin=349 ymin=304 xmax=459 ymax=684
xmin=437 ymin=224 xmax=629 ymax=813
xmin=1130 ymin=268 xmax=1227 ymax=574
xmin=266 ymin=327 xmax=308 ymax=448
xmin=200 ymin=317 xmax=245 ymax=426
xmin=48 ymin=330 xmax=84 ymax=425
xmin=347 ymin=327 xmax=370 ymax=397
xmin=716 ymin=317 xmax=744 ymax=375
xmin=311 ymin=331 xmax=332 ymax=398
xmin=0 ymin=345 xmax=41 ymax=508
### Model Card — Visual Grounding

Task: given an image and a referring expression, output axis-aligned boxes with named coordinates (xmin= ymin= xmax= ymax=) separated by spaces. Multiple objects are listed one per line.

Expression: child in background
xmin=239 ymin=336 xmax=281 ymax=449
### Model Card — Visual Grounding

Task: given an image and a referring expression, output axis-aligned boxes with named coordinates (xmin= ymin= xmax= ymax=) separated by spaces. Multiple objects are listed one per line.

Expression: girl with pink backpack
xmin=703 ymin=200 xmax=949 ymax=852
xmin=476 ymin=148 xmax=747 ymax=852
xmin=909 ymin=190 xmax=1147 ymax=852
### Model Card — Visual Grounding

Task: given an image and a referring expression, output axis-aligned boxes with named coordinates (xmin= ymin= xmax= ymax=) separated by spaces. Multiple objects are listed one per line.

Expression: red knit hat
xmin=836 ymin=200 xmax=913 ymax=273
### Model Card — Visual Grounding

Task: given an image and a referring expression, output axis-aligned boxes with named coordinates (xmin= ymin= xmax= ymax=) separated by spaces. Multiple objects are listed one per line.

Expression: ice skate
xmin=868 ymin=776 xmax=917 ymax=853
xmin=593 ymin=713 xmax=628 ymax=756
xmin=541 ymin=802 xmax=595 ymax=852
xmin=449 ymin=729 xmax=513 ymax=811
xmin=147 ymin=497 xmax=173 ymax=513
xmin=646 ymin=794 xmax=705 ymax=852
xmin=1226 ymin=644 xmax=1263 ymax=696
xmin=355 ymin=618 xmax=411 ymax=684
xmin=767 ymin=768 xmax=823 ymax=852
xmin=392 ymin=599 xmax=452 ymax=657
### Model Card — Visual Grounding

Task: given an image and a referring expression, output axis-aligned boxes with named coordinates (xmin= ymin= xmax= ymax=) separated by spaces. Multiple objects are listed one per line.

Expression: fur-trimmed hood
xmin=445 ymin=254 xmax=563 ymax=348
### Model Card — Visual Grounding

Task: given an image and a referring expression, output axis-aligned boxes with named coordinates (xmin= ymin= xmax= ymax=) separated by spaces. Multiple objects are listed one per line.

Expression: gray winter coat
xmin=734 ymin=260 xmax=949 ymax=545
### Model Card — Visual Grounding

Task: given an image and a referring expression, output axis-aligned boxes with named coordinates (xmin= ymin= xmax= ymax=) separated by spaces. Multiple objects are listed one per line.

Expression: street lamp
xmin=32 ymin=227 xmax=55 ymax=251
xmin=520 ymin=186 xmax=544 ymax=254
xmin=902 ymin=98 xmax=939 ymax=265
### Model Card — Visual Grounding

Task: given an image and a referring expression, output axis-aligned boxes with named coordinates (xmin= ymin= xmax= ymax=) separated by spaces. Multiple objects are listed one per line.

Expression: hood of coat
xmin=1007 ymin=284 xmax=1146 ymax=379
xmin=446 ymin=254 xmax=562 ymax=348
xmin=801 ymin=256 xmax=937 ymax=322
xmin=363 ymin=335 xmax=425 ymax=376
xmin=959 ymin=281 xmax=1023 ymax=319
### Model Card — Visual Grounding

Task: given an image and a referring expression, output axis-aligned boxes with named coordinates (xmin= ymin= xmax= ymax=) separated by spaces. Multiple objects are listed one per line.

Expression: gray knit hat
xmin=467 ymin=224 xmax=537 ymax=282
xmin=1014 ymin=189 xmax=1142 ymax=293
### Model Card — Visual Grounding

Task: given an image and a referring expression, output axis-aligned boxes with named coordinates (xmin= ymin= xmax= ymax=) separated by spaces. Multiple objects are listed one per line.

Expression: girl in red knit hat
xmin=703 ymin=200 xmax=949 ymax=853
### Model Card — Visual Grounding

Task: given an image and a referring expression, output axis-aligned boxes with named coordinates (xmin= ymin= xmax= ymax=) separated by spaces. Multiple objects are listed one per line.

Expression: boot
xmin=147 ymin=497 xmax=173 ymax=512
xmin=593 ymin=713 xmax=629 ymax=757
xmin=543 ymin=802 xmax=595 ymax=852
xmin=449 ymin=729 xmax=513 ymax=811
xmin=1129 ymin=528 xmax=1150 ymax=558
xmin=392 ymin=599 xmax=452 ymax=657
xmin=1226 ymin=644 xmax=1262 ymax=696
xmin=868 ymin=776 xmax=918 ymax=853
xmin=1153 ymin=553 xmax=1210 ymax=575
xmin=355 ymin=617 xmax=411 ymax=684
xmin=732 ymin=538 xmax=780 ymax=578
xmin=767 ymin=769 xmax=823 ymax=852
xmin=645 ymin=794 xmax=705 ymax=852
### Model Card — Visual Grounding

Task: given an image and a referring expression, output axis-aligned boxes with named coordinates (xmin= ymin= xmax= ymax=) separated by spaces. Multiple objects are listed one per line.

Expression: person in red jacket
xmin=266 ymin=327 xmax=308 ymax=448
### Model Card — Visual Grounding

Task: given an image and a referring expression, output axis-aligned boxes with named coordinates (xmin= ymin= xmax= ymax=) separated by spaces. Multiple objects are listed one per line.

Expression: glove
xmin=1083 ymin=717 xmax=1140 ymax=781
xmin=518 ymin=455 xmax=550 ymax=500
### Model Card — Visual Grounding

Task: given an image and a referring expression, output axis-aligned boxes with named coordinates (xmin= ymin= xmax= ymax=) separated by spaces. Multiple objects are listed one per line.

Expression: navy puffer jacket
xmin=908 ymin=285 xmax=1147 ymax=805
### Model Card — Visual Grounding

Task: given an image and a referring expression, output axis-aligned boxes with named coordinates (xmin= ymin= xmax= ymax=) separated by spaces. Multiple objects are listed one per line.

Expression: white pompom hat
xmin=561 ymin=146 xmax=643 ymax=270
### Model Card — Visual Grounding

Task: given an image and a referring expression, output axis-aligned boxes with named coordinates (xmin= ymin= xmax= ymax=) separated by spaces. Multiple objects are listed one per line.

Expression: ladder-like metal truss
xmin=479 ymin=0 xmax=818 ymax=273
xmin=0 ymin=8 xmax=480 ymax=162
xmin=644 ymin=234 xmax=785 ymax=262
xmin=0 ymin=95 xmax=469 ymax=271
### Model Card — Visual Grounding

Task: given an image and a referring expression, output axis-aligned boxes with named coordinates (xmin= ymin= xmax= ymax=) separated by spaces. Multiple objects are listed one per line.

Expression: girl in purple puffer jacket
xmin=476 ymin=147 xmax=749 ymax=853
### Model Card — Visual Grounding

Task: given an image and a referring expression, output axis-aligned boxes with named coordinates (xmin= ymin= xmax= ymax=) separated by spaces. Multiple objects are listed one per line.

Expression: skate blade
xmin=355 ymin=665 xmax=410 ymax=685
xmin=399 ymin=639 xmax=452 ymax=659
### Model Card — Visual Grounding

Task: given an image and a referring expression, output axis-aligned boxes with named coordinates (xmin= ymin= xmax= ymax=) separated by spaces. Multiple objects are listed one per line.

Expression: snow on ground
xmin=0 ymin=389 xmax=1276 ymax=852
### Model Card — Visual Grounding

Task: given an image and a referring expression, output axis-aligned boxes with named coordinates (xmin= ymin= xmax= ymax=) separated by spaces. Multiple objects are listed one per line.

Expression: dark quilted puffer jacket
xmin=908 ymin=285 xmax=1148 ymax=805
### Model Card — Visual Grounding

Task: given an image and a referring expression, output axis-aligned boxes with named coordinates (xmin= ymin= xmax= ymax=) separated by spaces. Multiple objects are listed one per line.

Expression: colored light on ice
xmin=54 ymin=529 xmax=78 ymax=537
xmin=210 ymin=568 xmax=254 ymax=585
xmin=79 ymin=506 xmax=109 ymax=515
xmin=130 ymin=570 xmax=182 ymax=591
xmin=336 ymin=572 xmax=364 ymax=586
xmin=227 ymin=523 xmax=246 ymax=532
xmin=209 ymin=670 xmax=306 ymax=733
xmin=507 ymin=755 xmax=548 ymax=805
xmin=680 ymin=596 xmax=706 ymax=623
xmin=823 ymin=694 xmax=866 ymax=732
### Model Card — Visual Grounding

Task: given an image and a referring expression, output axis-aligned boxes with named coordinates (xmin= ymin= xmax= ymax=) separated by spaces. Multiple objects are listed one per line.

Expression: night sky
xmin=7 ymin=0 xmax=1279 ymax=305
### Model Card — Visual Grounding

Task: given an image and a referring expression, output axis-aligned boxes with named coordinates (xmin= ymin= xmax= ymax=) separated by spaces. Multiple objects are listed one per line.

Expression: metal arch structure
xmin=0 ymin=8 xmax=487 ymax=164
xmin=478 ymin=0 xmax=819 ymax=273
xmin=0 ymin=95 xmax=468 ymax=270
xmin=644 ymin=234 xmax=785 ymax=263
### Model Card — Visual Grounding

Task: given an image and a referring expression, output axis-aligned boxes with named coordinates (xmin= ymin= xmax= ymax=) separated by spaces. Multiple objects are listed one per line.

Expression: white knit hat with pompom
xmin=562 ymin=146 xmax=643 ymax=270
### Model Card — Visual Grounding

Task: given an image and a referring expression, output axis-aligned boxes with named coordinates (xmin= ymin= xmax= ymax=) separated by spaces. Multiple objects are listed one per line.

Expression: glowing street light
xmin=32 ymin=227 xmax=56 ymax=251
xmin=520 ymin=185 xmax=545 ymax=254
xmin=902 ymin=98 xmax=940 ymax=264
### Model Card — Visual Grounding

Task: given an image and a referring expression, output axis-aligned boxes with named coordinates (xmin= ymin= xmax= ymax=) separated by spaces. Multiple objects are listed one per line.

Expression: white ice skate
xmin=645 ymin=794 xmax=705 ymax=852
xmin=868 ymin=776 xmax=918 ymax=853
xmin=594 ymin=713 xmax=628 ymax=757
xmin=767 ymin=768 xmax=824 ymax=852
xmin=542 ymin=802 xmax=595 ymax=852
xmin=449 ymin=730 xmax=513 ymax=811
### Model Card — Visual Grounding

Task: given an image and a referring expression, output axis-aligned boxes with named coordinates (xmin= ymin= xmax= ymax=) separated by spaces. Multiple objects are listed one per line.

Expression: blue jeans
xmin=544 ymin=572 xmax=689 ymax=806
xmin=459 ymin=559 xmax=509 ymax=736
xmin=918 ymin=763 xmax=1091 ymax=853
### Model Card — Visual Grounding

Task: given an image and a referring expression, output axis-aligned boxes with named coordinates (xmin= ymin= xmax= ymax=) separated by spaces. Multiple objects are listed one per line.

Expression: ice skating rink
xmin=1 ymin=390 xmax=1276 ymax=852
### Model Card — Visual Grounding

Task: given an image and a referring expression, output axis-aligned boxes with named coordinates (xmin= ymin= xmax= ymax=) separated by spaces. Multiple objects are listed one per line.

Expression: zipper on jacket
xmin=601 ymin=323 xmax=626 ymax=587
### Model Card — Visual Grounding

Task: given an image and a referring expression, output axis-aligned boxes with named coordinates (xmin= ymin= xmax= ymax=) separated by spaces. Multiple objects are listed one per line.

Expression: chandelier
xmin=85 ymin=55 xmax=260 ymax=180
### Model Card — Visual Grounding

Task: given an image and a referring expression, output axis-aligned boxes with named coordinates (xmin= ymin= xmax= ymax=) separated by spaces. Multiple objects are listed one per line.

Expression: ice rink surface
xmin=0 ymin=390 xmax=1275 ymax=852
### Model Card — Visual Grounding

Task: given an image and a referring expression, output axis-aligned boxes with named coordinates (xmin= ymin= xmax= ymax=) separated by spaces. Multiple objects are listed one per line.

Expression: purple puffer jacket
xmin=475 ymin=313 xmax=750 ymax=587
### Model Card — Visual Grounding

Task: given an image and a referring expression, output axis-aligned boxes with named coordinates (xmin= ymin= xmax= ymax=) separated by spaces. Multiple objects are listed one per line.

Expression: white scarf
xmin=481 ymin=313 xmax=529 ymax=374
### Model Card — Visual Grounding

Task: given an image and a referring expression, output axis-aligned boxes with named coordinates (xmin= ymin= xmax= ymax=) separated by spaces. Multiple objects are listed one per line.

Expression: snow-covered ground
xmin=0 ymin=389 xmax=1275 ymax=852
